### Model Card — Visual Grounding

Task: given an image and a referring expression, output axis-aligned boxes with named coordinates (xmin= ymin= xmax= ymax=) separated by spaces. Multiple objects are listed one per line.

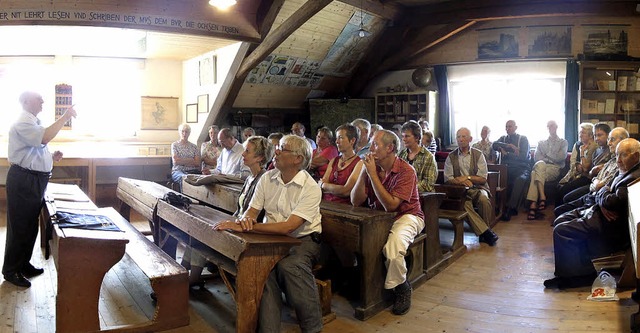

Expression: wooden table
xmin=155 ymin=200 xmax=300 ymax=333
xmin=181 ymin=181 xmax=242 ymax=214
xmin=628 ymin=180 xmax=640 ymax=331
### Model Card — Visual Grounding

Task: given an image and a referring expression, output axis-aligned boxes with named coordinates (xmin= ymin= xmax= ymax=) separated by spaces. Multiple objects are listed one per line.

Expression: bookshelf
xmin=374 ymin=91 xmax=435 ymax=128
xmin=580 ymin=61 xmax=640 ymax=136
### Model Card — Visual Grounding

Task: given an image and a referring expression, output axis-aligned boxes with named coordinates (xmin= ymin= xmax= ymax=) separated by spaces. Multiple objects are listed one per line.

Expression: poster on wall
xmin=527 ymin=25 xmax=572 ymax=57
xmin=140 ymin=96 xmax=180 ymax=130
xmin=244 ymin=54 xmax=324 ymax=88
xmin=199 ymin=56 xmax=217 ymax=86
xmin=477 ymin=27 xmax=520 ymax=59
xmin=583 ymin=24 xmax=629 ymax=60
xmin=262 ymin=55 xmax=296 ymax=84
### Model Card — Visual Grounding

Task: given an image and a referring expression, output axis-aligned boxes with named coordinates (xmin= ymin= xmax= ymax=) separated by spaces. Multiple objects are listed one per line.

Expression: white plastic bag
xmin=587 ymin=270 xmax=618 ymax=301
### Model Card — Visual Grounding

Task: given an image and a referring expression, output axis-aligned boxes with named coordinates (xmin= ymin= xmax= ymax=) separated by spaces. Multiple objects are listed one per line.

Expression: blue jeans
xmin=259 ymin=236 xmax=322 ymax=333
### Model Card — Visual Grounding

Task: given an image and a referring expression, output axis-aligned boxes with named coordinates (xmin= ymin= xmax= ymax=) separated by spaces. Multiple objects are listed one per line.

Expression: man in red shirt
xmin=351 ymin=129 xmax=424 ymax=316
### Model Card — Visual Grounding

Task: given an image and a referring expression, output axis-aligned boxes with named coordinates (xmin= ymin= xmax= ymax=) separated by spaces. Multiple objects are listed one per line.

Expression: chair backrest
xmin=433 ymin=184 xmax=467 ymax=211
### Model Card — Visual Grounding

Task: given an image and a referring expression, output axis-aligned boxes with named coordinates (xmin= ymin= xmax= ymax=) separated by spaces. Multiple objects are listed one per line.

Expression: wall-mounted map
xmin=245 ymin=54 xmax=323 ymax=88
xmin=140 ymin=96 xmax=179 ymax=130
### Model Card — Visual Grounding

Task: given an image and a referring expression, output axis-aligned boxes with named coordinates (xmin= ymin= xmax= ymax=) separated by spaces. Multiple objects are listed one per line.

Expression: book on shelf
xmin=597 ymin=102 xmax=605 ymax=113
xmin=616 ymin=120 xmax=626 ymax=128
xmin=629 ymin=123 xmax=639 ymax=134
xmin=618 ymin=76 xmax=628 ymax=91
xmin=606 ymin=121 xmax=615 ymax=128
xmin=628 ymin=77 xmax=637 ymax=91
xmin=604 ymin=99 xmax=615 ymax=114
xmin=582 ymin=99 xmax=598 ymax=114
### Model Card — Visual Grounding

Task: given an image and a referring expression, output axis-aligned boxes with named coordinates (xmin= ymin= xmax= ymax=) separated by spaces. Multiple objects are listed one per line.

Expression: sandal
xmin=537 ymin=200 xmax=546 ymax=211
xmin=527 ymin=208 xmax=537 ymax=220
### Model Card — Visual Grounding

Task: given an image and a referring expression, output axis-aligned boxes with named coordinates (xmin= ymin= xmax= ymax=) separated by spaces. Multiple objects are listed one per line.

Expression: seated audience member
xmin=351 ymin=129 xmax=424 ymax=315
xmin=556 ymin=123 xmax=598 ymax=206
xmin=444 ymin=127 xmax=499 ymax=246
xmin=472 ymin=125 xmax=496 ymax=164
xmin=399 ymin=120 xmax=437 ymax=192
xmin=215 ymin=134 xmax=323 ymax=332
xmin=184 ymin=136 xmax=273 ymax=286
xmin=352 ymin=118 xmax=371 ymax=157
xmin=309 ymin=126 xmax=339 ymax=179
xmin=201 ymin=125 xmax=222 ymax=175
xmin=554 ymin=127 xmax=628 ymax=217
xmin=369 ymin=123 xmax=383 ymax=141
xmin=214 ymin=128 xmax=250 ymax=179
xmin=391 ymin=124 xmax=405 ymax=152
xmin=525 ymin=120 xmax=568 ymax=220
xmin=291 ymin=121 xmax=317 ymax=149
xmin=493 ymin=120 xmax=531 ymax=221
xmin=266 ymin=132 xmax=284 ymax=170
xmin=319 ymin=123 xmax=363 ymax=204
xmin=545 ymin=138 xmax=640 ymax=289
xmin=418 ymin=119 xmax=438 ymax=153
xmin=242 ymin=126 xmax=256 ymax=142
xmin=561 ymin=123 xmax=612 ymax=204
xmin=171 ymin=123 xmax=201 ymax=192
xmin=422 ymin=130 xmax=436 ymax=154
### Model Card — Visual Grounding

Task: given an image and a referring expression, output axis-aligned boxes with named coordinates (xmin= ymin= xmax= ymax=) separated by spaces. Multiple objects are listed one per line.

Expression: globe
xmin=412 ymin=67 xmax=432 ymax=88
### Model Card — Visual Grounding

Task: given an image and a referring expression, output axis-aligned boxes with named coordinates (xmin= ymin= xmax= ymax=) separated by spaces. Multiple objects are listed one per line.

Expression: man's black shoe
xmin=544 ymin=274 xmax=595 ymax=289
xmin=392 ymin=281 xmax=412 ymax=315
xmin=22 ymin=264 xmax=44 ymax=278
xmin=501 ymin=210 xmax=511 ymax=221
xmin=4 ymin=272 xmax=31 ymax=288
xmin=479 ymin=229 xmax=499 ymax=246
xmin=544 ymin=277 xmax=562 ymax=289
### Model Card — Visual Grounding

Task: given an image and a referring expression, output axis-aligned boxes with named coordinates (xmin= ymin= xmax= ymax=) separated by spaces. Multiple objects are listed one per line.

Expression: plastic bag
xmin=587 ymin=270 xmax=618 ymax=301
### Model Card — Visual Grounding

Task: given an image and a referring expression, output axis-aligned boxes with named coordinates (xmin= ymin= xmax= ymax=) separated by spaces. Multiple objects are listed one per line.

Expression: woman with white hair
xmin=556 ymin=122 xmax=597 ymax=206
xmin=171 ymin=123 xmax=201 ymax=192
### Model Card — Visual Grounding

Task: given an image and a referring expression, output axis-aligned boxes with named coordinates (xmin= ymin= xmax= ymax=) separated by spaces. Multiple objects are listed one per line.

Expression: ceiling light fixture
xmin=209 ymin=0 xmax=237 ymax=10
xmin=355 ymin=0 xmax=371 ymax=38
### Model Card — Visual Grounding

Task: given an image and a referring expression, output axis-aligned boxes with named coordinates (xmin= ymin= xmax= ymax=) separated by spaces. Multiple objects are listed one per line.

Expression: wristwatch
xmin=467 ymin=176 xmax=471 ymax=181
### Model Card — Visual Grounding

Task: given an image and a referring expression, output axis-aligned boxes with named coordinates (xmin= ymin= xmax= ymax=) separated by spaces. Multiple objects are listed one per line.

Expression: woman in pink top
xmin=310 ymin=126 xmax=339 ymax=179
xmin=319 ymin=123 xmax=363 ymax=204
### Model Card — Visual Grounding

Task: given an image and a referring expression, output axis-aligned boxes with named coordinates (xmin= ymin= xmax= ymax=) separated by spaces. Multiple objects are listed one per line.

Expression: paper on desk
xmin=54 ymin=200 xmax=98 ymax=211
xmin=49 ymin=192 xmax=90 ymax=202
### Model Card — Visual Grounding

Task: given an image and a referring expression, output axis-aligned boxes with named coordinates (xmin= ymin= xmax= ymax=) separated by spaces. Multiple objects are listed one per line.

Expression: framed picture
xmin=186 ymin=103 xmax=198 ymax=123
xmin=477 ymin=27 xmax=520 ymax=59
xmin=583 ymin=24 xmax=629 ymax=59
xmin=140 ymin=96 xmax=180 ymax=130
xmin=198 ymin=94 xmax=209 ymax=113
xmin=527 ymin=25 xmax=572 ymax=57
xmin=199 ymin=55 xmax=217 ymax=86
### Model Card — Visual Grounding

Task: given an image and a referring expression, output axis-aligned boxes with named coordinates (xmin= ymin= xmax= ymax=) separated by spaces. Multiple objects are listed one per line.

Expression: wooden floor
xmin=0 ymin=198 xmax=637 ymax=333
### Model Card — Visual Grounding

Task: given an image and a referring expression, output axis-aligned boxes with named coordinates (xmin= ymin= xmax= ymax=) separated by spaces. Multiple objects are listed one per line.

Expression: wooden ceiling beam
xmin=375 ymin=20 xmax=477 ymax=74
xmin=236 ymin=0 xmax=333 ymax=79
xmin=405 ymin=1 xmax=640 ymax=26
xmin=336 ymin=0 xmax=403 ymax=21
xmin=256 ymin=0 xmax=286 ymax=40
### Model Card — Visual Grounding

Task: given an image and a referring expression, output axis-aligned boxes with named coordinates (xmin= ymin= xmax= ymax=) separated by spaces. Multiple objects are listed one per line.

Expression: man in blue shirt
xmin=3 ymin=91 xmax=76 ymax=288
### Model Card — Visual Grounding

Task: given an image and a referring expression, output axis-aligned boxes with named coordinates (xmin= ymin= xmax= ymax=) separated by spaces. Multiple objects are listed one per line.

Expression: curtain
xmin=434 ymin=65 xmax=450 ymax=147
xmin=564 ymin=59 xmax=579 ymax=149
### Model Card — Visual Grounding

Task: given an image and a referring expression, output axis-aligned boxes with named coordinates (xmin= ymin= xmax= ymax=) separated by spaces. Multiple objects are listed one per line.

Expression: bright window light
xmin=448 ymin=61 xmax=567 ymax=147
xmin=209 ymin=0 xmax=237 ymax=10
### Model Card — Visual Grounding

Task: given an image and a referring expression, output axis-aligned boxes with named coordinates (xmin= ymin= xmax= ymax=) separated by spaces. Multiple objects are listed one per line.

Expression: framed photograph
xmin=140 ymin=96 xmax=180 ymax=130
xmin=527 ymin=25 xmax=572 ymax=57
xmin=199 ymin=55 xmax=217 ymax=86
xmin=198 ymin=94 xmax=209 ymax=113
xmin=186 ymin=103 xmax=198 ymax=123
xmin=583 ymin=24 xmax=629 ymax=59
xmin=477 ymin=27 xmax=520 ymax=59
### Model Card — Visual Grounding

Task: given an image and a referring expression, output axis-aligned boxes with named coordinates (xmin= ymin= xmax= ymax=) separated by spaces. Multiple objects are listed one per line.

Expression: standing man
xmin=214 ymin=128 xmax=250 ymax=179
xmin=215 ymin=134 xmax=323 ymax=333
xmin=351 ymin=118 xmax=371 ymax=158
xmin=291 ymin=122 xmax=317 ymax=149
xmin=493 ymin=120 xmax=531 ymax=221
xmin=351 ymin=130 xmax=424 ymax=315
xmin=3 ymin=91 xmax=77 ymax=288
xmin=444 ymin=127 xmax=499 ymax=246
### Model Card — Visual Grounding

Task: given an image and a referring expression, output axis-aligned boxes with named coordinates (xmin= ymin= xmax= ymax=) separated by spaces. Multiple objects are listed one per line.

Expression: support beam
xmin=376 ymin=21 xmax=477 ymax=74
xmin=236 ymin=0 xmax=333 ymax=79
xmin=256 ymin=0 xmax=286 ymax=40
xmin=336 ymin=0 xmax=403 ymax=21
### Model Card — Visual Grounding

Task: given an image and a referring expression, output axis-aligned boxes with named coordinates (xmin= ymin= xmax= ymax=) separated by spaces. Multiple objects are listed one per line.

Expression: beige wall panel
xmin=234 ymin=85 xmax=310 ymax=109
xmin=412 ymin=16 xmax=640 ymax=66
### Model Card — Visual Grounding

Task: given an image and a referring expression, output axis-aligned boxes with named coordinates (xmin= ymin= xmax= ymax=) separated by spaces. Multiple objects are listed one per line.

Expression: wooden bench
xmin=626 ymin=179 xmax=640 ymax=332
xmin=434 ymin=184 xmax=469 ymax=256
xmin=43 ymin=184 xmax=189 ymax=332
xmin=155 ymin=200 xmax=301 ymax=332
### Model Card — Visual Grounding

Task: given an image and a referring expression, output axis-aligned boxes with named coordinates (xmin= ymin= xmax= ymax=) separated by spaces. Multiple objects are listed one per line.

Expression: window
xmin=0 ymin=56 xmax=142 ymax=139
xmin=448 ymin=61 xmax=567 ymax=148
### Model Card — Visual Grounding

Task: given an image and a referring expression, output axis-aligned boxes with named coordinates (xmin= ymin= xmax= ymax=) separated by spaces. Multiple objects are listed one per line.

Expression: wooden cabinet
xmin=55 ymin=84 xmax=73 ymax=130
xmin=580 ymin=61 xmax=640 ymax=136
xmin=374 ymin=91 xmax=434 ymax=127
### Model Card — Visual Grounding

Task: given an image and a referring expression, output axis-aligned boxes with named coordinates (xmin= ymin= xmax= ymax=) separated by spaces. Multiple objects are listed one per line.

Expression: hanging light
xmin=209 ymin=0 xmax=237 ymax=10
xmin=355 ymin=0 xmax=371 ymax=38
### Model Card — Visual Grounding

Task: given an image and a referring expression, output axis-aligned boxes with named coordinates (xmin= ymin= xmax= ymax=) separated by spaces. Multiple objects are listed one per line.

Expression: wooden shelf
xmin=374 ymin=91 xmax=431 ymax=127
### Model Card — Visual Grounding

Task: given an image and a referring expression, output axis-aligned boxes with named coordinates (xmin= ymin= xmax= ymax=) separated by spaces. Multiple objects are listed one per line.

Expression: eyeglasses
xmin=276 ymin=145 xmax=295 ymax=153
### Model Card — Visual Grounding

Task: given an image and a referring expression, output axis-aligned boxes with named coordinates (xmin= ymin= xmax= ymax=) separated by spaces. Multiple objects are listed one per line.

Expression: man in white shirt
xmin=214 ymin=128 xmax=250 ymax=179
xmin=3 ymin=91 xmax=76 ymax=288
xmin=215 ymin=134 xmax=323 ymax=333
xmin=291 ymin=122 xmax=317 ymax=149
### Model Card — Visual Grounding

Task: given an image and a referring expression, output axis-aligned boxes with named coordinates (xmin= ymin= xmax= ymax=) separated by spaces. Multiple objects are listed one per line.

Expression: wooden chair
xmin=488 ymin=163 xmax=508 ymax=221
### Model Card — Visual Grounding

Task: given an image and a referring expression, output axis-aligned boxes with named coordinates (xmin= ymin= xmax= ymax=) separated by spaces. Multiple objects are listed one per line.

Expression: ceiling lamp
xmin=355 ymin=0 xmax=371 ymax=38
xmin=209 ymin=0 xmax=237 ymax=10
